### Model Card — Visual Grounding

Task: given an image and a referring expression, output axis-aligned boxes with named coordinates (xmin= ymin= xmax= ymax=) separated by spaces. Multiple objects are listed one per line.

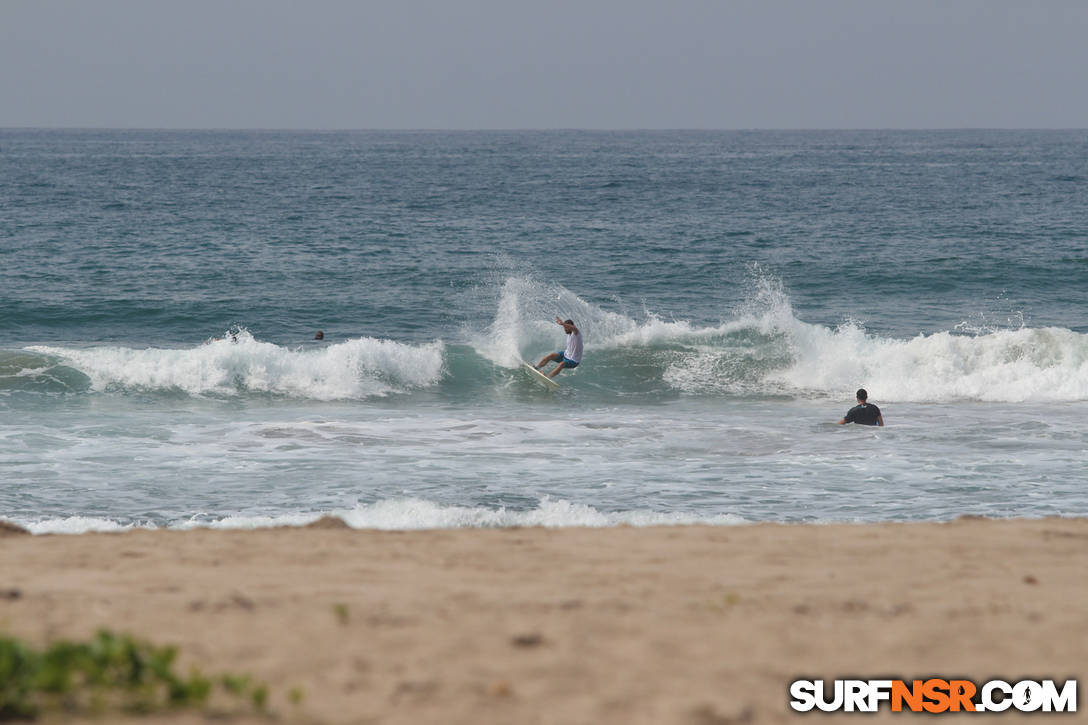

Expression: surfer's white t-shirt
xmin=564 ymin=332 xmax=583 ymax=363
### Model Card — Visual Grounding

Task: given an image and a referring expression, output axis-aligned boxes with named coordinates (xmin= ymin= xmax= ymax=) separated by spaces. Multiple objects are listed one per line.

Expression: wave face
xmin=0 ymin=350 xmax=93 ymax=393
xmin=24 ymin=330 xmax=445 ymax=400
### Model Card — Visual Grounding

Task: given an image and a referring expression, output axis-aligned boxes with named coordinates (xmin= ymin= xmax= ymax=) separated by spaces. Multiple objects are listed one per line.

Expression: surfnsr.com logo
xmin=790 ymin=679 xmax=1077 ymax=713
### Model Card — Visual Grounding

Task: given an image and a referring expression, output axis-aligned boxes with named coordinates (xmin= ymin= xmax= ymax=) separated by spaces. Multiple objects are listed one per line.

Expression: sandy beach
xmin=1 ymin=517 xmax=1085 ymax=723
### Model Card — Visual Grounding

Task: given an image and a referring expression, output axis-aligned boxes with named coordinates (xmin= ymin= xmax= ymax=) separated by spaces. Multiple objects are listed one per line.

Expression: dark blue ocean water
xmin=2 ymin=130 xmax=1087 ymax=531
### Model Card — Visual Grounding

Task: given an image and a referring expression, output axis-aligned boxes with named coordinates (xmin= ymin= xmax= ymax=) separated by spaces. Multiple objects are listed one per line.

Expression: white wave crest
xmin=774 ymin=323 xmax=1088 ymax=403
xmin=27 ymin=330 xmax=445 ymax=400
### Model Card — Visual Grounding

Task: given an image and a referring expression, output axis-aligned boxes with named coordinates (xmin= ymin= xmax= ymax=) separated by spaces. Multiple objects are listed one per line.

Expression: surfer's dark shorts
xmin=555 ymin=352 xmax=579 ymax=369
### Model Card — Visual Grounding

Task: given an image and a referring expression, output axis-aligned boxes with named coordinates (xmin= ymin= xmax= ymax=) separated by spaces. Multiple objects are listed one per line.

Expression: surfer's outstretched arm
xmin=555 ymin=316 xmax=579 ymax=334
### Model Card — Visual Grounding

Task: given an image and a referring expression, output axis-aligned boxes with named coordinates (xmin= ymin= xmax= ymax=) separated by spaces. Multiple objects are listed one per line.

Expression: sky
xmin=2 ymin=0 xmax=1087 ymax=129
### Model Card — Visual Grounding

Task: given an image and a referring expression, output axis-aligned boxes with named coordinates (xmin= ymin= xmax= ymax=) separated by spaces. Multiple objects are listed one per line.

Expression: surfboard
xmin=521 ymin=360 xmax=559 ymax=390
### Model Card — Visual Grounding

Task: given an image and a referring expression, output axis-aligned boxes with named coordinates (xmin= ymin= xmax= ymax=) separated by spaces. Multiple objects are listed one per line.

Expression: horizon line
xmin=2 ymin=125 xmax=1087 ymax=133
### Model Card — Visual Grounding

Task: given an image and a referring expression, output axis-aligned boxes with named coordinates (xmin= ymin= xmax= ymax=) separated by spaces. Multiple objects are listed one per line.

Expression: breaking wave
xmin=471 ymin=273 xmax=1088 ymax=403
xmin=23 ymin=329 xmax=444 ymax=400
xmin=9 ymin=276 xmax=1088 ymax=403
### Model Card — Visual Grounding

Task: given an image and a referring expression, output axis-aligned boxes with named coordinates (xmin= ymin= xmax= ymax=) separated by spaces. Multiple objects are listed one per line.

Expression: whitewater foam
xmin=771 ymin=323 xmax=1088 ymax=403
xmin=12 ymin=498 xmax=749 ymax=534
xmin=24 ymin=516 xmax=158 ymax=535
xmin=27 ymin=330 xmax=445 ymax=400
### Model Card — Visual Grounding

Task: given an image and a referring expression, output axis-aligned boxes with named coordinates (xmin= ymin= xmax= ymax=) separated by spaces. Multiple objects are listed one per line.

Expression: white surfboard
xmin=521 ymin=360 xmax=560 ymax=390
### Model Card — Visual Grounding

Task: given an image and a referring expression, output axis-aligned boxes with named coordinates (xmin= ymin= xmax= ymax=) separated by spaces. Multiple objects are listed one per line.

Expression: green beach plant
xmin=0 ymin=629 xmax=267 ymax=720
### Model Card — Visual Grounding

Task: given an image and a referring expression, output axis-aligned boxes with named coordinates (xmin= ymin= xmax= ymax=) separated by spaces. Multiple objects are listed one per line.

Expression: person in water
xmin=536 ymin=317 xmax=583 ymax=379
xmin=837 ymin=388 xmax=884 ymax=426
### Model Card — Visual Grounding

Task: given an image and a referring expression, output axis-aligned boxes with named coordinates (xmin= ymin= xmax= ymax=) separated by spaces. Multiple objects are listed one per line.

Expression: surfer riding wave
xmin=536 ymin=318 xmax=583 ymax=379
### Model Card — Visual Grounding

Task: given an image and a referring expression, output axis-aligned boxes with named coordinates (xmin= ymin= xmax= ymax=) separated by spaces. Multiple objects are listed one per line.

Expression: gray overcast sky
xmin=2 ymin=0 xmax=1086 ymax=129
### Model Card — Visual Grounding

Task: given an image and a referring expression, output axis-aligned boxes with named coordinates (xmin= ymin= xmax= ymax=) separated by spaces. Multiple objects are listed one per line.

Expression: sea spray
xmin=472 ymin=275 xmax=637 ymax=367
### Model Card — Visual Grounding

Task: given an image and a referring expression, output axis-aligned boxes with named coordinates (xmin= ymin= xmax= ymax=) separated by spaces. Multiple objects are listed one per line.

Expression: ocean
xmin=2 ymin=129 xmax=1086 ymax=533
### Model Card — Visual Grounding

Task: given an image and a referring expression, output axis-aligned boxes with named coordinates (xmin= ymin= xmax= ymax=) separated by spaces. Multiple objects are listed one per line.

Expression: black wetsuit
xmin=843 ymin=403 xmax=882 ymax=426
